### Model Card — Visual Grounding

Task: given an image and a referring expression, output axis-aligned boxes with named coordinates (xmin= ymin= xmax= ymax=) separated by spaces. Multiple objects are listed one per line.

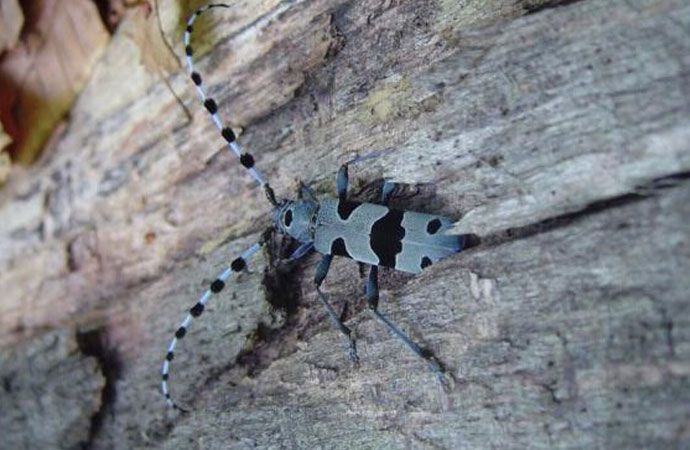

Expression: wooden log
xmin=0 ymin=0 xmax=688 ymax=448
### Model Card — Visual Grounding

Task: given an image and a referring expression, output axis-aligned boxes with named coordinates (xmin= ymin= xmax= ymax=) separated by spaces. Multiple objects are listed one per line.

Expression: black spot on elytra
xmin=330 ymin=238 xmax=352 ymax=259
xmin=426 ymin=218 xmax=442 ymax=234
xmin=337 ymin=199 xmax=361 ymax=221
xmin=284 ymin=209 xmax=293 ymax=227
xmin=371 ymin=209 xmax=405 ymax=268
xmin=421 ymin=256 xmax=432 ymax=269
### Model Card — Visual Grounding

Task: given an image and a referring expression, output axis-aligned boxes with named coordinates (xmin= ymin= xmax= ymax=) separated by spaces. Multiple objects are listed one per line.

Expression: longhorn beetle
xmin=161 ymin=3 xmax=468 ymax=410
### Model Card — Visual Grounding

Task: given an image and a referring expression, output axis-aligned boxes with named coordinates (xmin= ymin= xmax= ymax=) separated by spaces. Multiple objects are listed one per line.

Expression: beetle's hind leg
xmin=314 ymin=254 xmax=359 ymax=364
xmin=365 ymin=265 xmax=451 ymax=389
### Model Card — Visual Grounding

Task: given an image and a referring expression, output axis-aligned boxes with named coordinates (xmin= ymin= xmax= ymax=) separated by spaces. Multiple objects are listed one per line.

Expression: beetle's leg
xmin=337 ymin=147 xmax=398 ymax=198
xmin=340 ymin=163 xmax=395 ymax=205
xmin=321 ymin=164 xmax=357 ymax=357
xmin=381 ymin=180 xmax=396 ymax=205
xmin=286 ymin=241 xmax=314 ymax=262
xmin=298 ymin=182 xmax=318 ymax=203
xmin=314 ymin=254 xmax=359 ymax=363
xmin=365 ymin=265 xmax=448 ymax=387
xmin=336 ymin=164 xmax=349 ymax=201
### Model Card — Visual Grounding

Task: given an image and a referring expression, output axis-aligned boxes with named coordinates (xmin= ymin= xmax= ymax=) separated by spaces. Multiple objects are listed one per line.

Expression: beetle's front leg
xmin=298 ymin=181 xmax=318 ymax=203
xmin=340 ymin=162 xmax=396 ymax=206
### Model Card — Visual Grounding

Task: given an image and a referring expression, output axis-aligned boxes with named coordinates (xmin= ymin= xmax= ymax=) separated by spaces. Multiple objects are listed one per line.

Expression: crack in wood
xmin=474 ymin=172 xmax=690 ymax=251
xmin=75 ymin=327 xmax=122 ymax=450
xmin=524 ymin=0 xmax=587 ymax=15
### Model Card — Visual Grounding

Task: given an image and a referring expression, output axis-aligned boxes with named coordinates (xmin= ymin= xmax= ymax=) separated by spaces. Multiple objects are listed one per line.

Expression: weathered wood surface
xmin=1 ymin=0 xmax=689 ymax=449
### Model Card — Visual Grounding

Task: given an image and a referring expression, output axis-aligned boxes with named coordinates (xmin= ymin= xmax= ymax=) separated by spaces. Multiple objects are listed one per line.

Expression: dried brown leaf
xmin=0 ymin=0 xmax=24 ymax=52
xmin=0 ymin=120 xmax=10 ymax=151
xmin=125 ymin=2 xmax=180 ymax=76
xmin=0 ymin=0 xmax=109 ymax=165
xmin=0 ymin=121 xmax=10 ymax=184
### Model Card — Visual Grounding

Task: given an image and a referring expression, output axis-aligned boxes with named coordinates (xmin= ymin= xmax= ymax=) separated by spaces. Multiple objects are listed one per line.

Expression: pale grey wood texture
xmin=0 ymin=0 xmax=688 ymax=449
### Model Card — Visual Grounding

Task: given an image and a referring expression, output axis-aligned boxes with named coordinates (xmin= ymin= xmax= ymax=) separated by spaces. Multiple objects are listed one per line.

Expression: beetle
xmin=161 ymin=3 xmax=468 ymax=410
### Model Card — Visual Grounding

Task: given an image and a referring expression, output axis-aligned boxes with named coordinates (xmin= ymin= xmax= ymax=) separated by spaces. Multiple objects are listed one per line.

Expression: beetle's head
xmin=272 ymin=199 xmax=318 ymax=243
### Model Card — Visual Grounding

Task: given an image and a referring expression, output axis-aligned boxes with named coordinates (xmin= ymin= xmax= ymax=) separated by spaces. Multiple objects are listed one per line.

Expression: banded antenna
xmin=183 ymin=3 xmax=278 ymax=206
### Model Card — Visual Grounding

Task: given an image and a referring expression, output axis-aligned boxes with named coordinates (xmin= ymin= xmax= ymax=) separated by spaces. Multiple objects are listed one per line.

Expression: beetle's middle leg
xmin=365 ymin=265 xmax=448 ymax=387
xmin=314 ymin=254 xmax=359 ymax=364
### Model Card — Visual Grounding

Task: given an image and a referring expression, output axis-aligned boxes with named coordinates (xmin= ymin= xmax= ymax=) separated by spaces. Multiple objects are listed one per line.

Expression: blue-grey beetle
xmin=161 ymin=3 xmax=467 ymax=410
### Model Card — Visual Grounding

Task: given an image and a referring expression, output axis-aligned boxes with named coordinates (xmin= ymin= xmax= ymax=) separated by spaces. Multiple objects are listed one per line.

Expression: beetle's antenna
xmin=160 ymin=240 xmax=265 ymax=410
xmin=184 ymin=3 xmax=278 ymax=206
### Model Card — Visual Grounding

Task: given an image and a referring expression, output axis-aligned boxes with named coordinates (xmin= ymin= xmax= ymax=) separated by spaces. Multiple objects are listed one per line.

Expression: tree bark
xmin=1 ymin=0 xmax=688 ymax=449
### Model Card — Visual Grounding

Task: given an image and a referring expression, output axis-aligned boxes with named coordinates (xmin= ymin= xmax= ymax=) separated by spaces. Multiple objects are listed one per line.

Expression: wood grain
xmin=0 ymin=0 xmax=688 ymax=448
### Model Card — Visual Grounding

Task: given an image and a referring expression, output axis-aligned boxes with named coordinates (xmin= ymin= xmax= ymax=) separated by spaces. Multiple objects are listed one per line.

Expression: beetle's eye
xmin=284 ymin=209 xmax=293 ymax=227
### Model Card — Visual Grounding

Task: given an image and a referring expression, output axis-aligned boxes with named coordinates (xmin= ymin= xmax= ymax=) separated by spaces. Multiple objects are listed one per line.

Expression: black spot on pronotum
xmin=166 ymin=351 xmax=174 ymax=361
xmin=175 ymin=327 xmax=187 ymax=339
xmin=426 ymin=218 xmax=442 ymax=234
xmin=330 ymin=238 xmax=352 ymax=259
xmin=210 ymin=279 xmax=225 ymax=293
xmin=204 ymin=98 xmax=218 ymax=115
xmin=222 ymin=127 xmax=235 ymax=143
xmin=231 ymin=257 xmax=246 ymax=272
xmin=337 ymin=199 xmax=361 ymax=221
xmin=421 ymin=256 xmax=432 ymax=269
xmin=190 ymin=302 xmax=204 ymax=317
xmin=284 ymin=209 xmax=293 ymax=227
xmin=371 ymin=209 xmax=405 ymax=268
xmin=240 ymin=153 xmax=255 ymax=169
xmin=185 ymin=45 xmax=193 ymax=56
xmin=191 ymin=72 xmax=202 ymax=86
